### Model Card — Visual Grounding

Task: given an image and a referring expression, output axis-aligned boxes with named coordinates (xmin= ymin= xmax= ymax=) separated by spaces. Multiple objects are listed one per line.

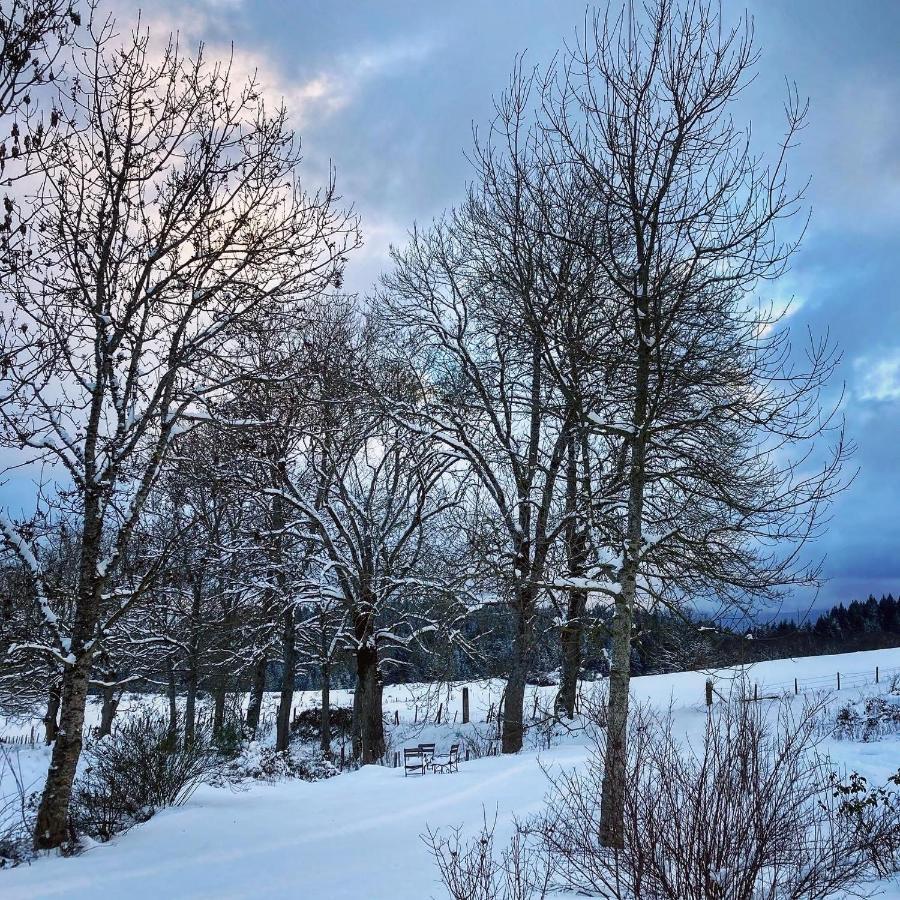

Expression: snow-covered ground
xmin=2 ymin=646 xmax=899 ymax=899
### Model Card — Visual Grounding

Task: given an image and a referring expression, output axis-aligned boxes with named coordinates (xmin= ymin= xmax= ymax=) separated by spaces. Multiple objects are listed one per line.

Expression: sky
xmin=7 ymin=0 xmax=900 ymax=616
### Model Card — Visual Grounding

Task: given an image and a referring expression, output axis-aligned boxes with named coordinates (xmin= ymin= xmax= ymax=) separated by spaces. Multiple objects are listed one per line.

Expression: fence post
xmin=837 ymin=672 xmax=841 ymax=691
xmin=753 ymin=683 xmax=758 ymax=702
xmin=394 ymin=709 xmax=399 ymax=726
xmin=794 ymin=677 xmax=798 ymax=696
xmin=705 ymin=678 xmax=713 ymax=708
xmin=437 ymin=703 xmax=443 ymax=725
xmin=876 ymin=666 xmax=879 ymax=684
xmin=462 ymin=686 xmax=470 ymax=724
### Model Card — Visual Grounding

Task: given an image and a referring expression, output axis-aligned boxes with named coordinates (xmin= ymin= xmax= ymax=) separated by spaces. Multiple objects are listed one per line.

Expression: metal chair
xmin=404 ymin=747 xmax=426 ymax=776
xmin=418 ymin=742 xmax=436 ymax=769
xmin=431 ymin=743 xmax=460 ymax=774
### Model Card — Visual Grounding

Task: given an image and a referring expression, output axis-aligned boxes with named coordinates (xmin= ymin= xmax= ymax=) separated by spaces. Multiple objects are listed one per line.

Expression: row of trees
xmin=0 ymin=0 xmax=848 ymax=851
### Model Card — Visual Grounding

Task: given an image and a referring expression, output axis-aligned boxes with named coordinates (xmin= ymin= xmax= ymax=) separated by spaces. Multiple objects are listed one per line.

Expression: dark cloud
xmin=8 ymin=0 xmax=898 ymax=603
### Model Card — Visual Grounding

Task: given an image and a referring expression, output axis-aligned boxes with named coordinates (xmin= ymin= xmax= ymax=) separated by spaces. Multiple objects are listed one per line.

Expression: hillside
xmin=2 ymin=646 xmax=899 ymax=899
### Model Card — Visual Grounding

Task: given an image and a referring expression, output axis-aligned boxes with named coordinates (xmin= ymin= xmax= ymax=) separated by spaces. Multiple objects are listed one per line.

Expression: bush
xmin=430 ymin=696 xmax=900 ymax=900
xmin=289 ymin=706 xmax=353 ymax=744
xmin=534 ymin=698 xmax=900 ymax=899
xmin=425 ymin=813 xmax=550 ymax=900
xmin=220 ymin=743 xmax=339 ymax=783
xmin=213 ymin=716 xmax=246 ymax=759
xmin=0 ymin=745 xmax=36 ymax=867
xmin=71 ymin=709 xmax=217 ymax=841
xmin=451 ymin=723 xmax=498 ymax=760
xmin=525 ymin=672 xmax=558 ymax=688
xmin=832 ymin=691 xmax=900 ymax=742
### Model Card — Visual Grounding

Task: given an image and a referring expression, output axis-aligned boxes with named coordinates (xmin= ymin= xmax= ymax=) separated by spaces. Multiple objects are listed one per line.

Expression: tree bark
xmin=33 ymin=498 xmax=104 ymax=849
xmin=274 ymin=605 xmax=296 ymax=752
xmin=98 ymin=681 xmax=118 ymax=738
xmin=598 ymin=283 xmax=652 ymax=849
xmin=212 ymin=675 xmax=226 ymax=736
xmin=502 ymin=586 xmax=534 ymax=753
xmin=184 ymin=579 xmax=202 ymax=745
xmin=166 ymin=657 xmax=178 ymax=740
xmin=33 ymin=654 xmax=92 ymax=848
xmin=351 ymin=678 xmax=361 ymax=760
xmin=319 ymin=660 xmax=332 ymax=756
xmin=556 ymin=422 xmax=589 ymax=719
xmin=245 ymin=653 xmax=267 ymax=736
xmin=43 ymin=679 xmax=61 ymax=745
xmin=556 ymin=606 xmax=585 ymax=719
xmin=354 ymin=640 xmax=384 ymax=763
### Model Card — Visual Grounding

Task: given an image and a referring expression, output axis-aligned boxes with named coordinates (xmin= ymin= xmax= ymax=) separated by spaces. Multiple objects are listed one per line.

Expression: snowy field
xmin=2 ymin=646 xmax=899 ymax=899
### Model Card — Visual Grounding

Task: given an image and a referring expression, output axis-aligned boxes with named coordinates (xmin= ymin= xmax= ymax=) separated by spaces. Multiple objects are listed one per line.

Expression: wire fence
xmin=733 ymin=663 xmax=900 ymax=703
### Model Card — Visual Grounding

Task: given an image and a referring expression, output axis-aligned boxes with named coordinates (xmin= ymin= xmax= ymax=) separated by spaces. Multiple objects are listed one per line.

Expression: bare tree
xmin=280 ymin=408 xmax=463 ymax=763
xmin=535 ymin=0 xmax=849 ymax=846
xmin=0 ymin=0 xmax=79 ymax=277
xmin=0 ymin=13 xmax=355 ymax=848
xmin=381 ymin=69 xmax=618 ymax=750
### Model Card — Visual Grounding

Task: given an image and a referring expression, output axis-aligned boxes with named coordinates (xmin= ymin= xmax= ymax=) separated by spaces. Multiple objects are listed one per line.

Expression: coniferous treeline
xmin=362 ymin=593 xmax=900 ymax=686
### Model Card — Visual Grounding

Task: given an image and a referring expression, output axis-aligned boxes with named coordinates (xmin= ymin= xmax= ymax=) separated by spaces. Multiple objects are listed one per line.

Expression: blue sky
xmin=10 ymin=1 xmax=900 ymax=614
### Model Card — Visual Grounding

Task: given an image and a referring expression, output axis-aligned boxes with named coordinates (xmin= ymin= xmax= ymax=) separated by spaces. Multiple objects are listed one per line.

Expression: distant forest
xmin=365 ymin=593 xmax=900 ymax=689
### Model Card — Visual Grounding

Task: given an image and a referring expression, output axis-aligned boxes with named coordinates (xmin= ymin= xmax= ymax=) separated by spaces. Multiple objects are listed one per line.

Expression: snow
xmin=2 ymin=646 xmax=899 ymax=899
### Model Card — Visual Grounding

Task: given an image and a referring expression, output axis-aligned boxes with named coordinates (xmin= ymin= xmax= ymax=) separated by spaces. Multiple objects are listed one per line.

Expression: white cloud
xmin=265 ymin=37 xmax=438 ymax=127
xmin=854 ymin=350 xmax=900 ymax=402
xmin=106 ymin=0 xmax=436 ymax=130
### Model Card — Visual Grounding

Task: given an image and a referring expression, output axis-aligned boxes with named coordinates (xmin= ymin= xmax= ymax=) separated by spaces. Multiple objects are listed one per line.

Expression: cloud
xmin=854 ymin=349 xmax=900 ymax=402
xmin=106 ymin=0 xmax=436 ymax=131
xmin=812 ymin=77 xmax=900 ymax=231
xmin=259 ymin=37 xmax=438 ymax=128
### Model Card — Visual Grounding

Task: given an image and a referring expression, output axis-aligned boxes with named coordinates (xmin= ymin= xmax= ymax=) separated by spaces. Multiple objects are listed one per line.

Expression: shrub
xmin=0 ymin=745 xmax=36 ymax=867
xmin=289 ymin=706 xmax=353 ymax=745
xmin=452 ymin=723 xmax=498 ymax=760
xmin=220 ymin=744 xmax=339 ymax=783
xmin=525 ymin=672 xmax=558 ymax=687
xmin=71 ymin=708 xmax=217 ymax=841
xmin=213 ymin=716 xmax=246 ymax=759
xmin=832 ymin=692 xmax=900 ymax=742
xmin=429 ymin=696 xmax=900 ymax=900
xmin=424 ymin=814 xmax=550 ymax=900
xmin=534 ymin=698 xmax=900 ymax=899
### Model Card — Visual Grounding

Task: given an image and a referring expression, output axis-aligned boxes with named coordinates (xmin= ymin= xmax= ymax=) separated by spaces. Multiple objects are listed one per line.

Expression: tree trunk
xmin=34 ymin=504 xmax=104 ymax=850
xmin=598 ymin=282 xmax=652 ymax=849
xmin=245 ymin=653 xmax=267 ymax=736
xmin=319 ymin=660 xmax=332 ymax=756
xmin=502 ymin=588 xmax=534 ymax=754
xmin=212 ymin=676 xmax=226 ymax=736
xmin=184 ymin=581 xmax=202 ymax=745
xmin=166 ymin=658 xmax=178 ymax=739
xmin=98 ymin=681 xmax=118 ymax=738
xmin=556 ymin=421 xmax=589 ymax=719
xmin=43 ymin=679 xmax=61 ymax=745
xmin=184 ymin=659 xmax=198 ymax=745
xmin=33 ymin=654 xmax=92 ymax=849
xmin=354 ymin=641 xmax=384 ymax=764
xmin=351 ymin=679 xmax=361 ymax=760
xmin=275 ymin=605 xmax=296 ymax=752
xmin=556 ymin=602 xmax=585 ymax=719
